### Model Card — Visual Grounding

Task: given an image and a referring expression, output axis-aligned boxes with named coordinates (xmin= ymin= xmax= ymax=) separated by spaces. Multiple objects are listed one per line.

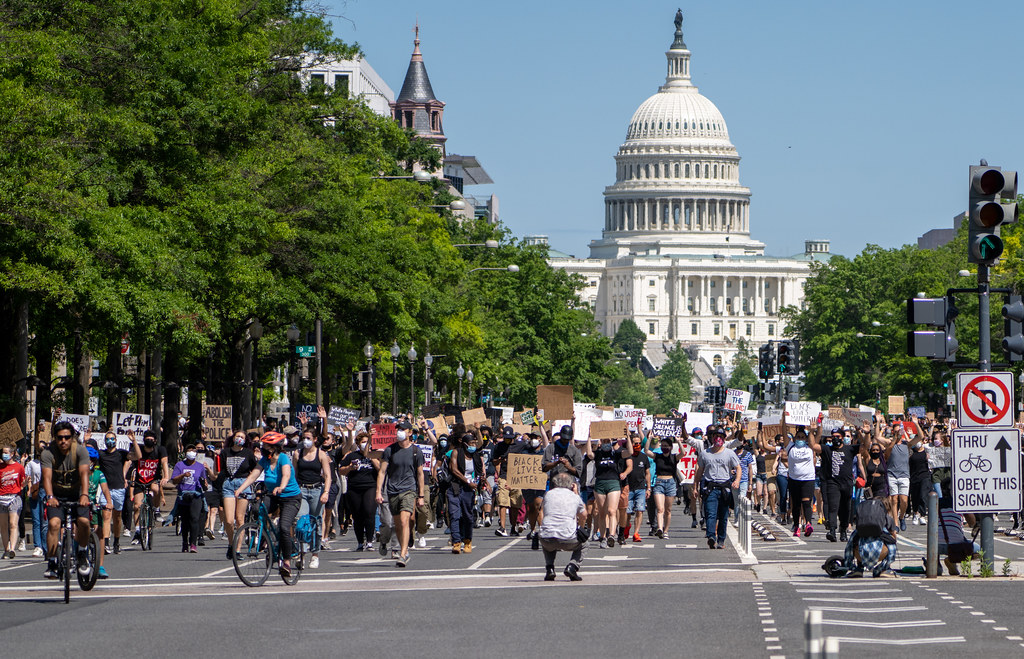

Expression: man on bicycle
xmin=40 ymin=422 xmax=92 ymax=578
xmin=131 ymin=429 xmax=169 ymax=539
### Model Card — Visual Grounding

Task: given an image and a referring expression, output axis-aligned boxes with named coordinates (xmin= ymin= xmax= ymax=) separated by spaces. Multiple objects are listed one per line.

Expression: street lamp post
xmin=407 ymin=345 xmax=417 ymax=416
xmin=363 ymin=342 xmax=375 ymax=418
xmin=248 ymin=319 xmax=263 ymax=429
xmin=456 ymin=362 xmax=464 ymax=407
xmin=390 ymin=341 xmax=401 ymax=416
xmin=424 ymin=341 xmax=433 ymax=408
xmin=466 ymin=369 xmax=474 ymax=407
xmin=286 ymin=323 xmax=300 ymax=423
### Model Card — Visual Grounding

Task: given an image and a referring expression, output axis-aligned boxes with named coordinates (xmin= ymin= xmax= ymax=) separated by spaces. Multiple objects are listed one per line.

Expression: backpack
xmin=295 ymin=514 xmax=314 ymax=545
xmin=435 ymin=450 xmax=451 ymax=485
xmin=855 ymin=498 xmax=888 ymax=538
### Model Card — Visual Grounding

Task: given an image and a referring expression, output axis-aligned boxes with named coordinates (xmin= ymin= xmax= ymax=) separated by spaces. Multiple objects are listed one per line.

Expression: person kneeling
xmin=843 ymin=493 xmax=898 ymax=578
xmin=539 ymin=473 xmax=588 ymax=582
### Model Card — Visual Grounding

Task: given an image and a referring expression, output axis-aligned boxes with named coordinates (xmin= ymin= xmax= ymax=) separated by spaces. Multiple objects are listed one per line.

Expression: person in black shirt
xmin=625 ymin=438 xmax=650 ymax=543
xmin=584 ymin=434 xmax=633 ymax=549
xmin=643 ymin=435 xmax=681 ymax=539
xmin=97 ymin=430 xmax=141 ymax=554
xmin=819 ymin=428 xmax=859 ymax=542
xmin=337 ymin=433 xmax=380 ymax=551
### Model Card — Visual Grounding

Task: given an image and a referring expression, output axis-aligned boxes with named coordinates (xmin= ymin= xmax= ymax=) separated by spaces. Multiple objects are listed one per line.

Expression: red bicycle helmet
xmin=260 ymin=432 xmax=286 ymax=446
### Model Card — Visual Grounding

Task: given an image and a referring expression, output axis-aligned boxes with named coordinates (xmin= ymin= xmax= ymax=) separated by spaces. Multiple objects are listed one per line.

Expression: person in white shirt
xmin=538 ymin=472 xmax=588 ymax=581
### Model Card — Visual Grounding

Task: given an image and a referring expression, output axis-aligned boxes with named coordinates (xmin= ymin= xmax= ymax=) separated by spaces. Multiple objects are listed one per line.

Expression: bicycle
xmin=53 ymin=501 xmax=100 ymax=603
xmin=136 ymin=489 xmax=155 ymax=550
xmin=958 ymin=454 xmax=992 ymax=473
xmin=231 ymin=491 xmax=302 ymax=587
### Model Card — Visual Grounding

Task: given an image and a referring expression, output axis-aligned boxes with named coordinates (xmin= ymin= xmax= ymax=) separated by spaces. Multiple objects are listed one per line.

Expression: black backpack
xmin=435 ymin=450 xmax=451 ymax=485
xmin=855 ymin=498 xmax=888 ymax=537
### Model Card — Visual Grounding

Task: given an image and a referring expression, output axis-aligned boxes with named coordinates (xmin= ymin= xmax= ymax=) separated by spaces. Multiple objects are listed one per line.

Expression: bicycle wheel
xmin=78 ymin=532 xmax=100 ymax=591
xmin=281 ymin=547 xmax=301 ymax=586
xmin=958 ymin=459 xmax=972 ymax=472
xmin=979 ymin=459 xmax=992 ymax=473
xmin=63 ymin=526 xmax=72 ymax=604
xmin=232 ymin=521 xmax=272 ymax=587
xmin=142 ymin=503 xmax=153 ymax=551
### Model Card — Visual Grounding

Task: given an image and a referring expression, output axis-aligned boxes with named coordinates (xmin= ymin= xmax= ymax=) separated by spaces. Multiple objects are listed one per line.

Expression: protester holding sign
xmin=337 ymin=432 xmax=380 ymax=552
xmin=642 ymin=434 xmax=680 ymax=540
xmin=781 ymin=412 xmax=821 ymax=538
xmin=96 ymin=430 xmax=140 ymax=554
xmin=584 ymin=430 xmax=633 ymax=549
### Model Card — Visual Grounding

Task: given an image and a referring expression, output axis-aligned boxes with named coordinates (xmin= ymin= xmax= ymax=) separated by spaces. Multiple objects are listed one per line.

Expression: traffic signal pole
xmin=977 ymin=262 xmax=995 ymax=573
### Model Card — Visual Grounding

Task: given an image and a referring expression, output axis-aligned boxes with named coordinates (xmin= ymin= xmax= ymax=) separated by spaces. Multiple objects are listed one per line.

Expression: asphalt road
xmin=4 ymin=507 xmax=1024 ymax=658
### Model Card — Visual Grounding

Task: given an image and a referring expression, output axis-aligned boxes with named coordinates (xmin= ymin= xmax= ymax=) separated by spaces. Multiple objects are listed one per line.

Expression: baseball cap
xmin=282 ymin=425 xmax=299 ymax=436
xmin=560 ymin=425 xmax=573 ymax=441
xmin=501 ymin=426 xmax=516 ymax=439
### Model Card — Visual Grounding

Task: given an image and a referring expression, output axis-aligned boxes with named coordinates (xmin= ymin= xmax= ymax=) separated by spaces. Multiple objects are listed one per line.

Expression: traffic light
xmin=1002 ymin=294 xmax=1024 ymax=362
xmin=758 ymin=343 xmax=775 ymax=379
xmin=776 ymin=339 xmax=799 ymax=375
xmin=967 ymin=164 xmax=1017 ymax=265
xmin=907 ymin=295 xmax=958 ymax=361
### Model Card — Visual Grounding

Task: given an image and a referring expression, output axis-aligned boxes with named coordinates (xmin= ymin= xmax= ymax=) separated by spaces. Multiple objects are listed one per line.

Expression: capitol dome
xmin=590 ymin=12 xmax=763 ymax=260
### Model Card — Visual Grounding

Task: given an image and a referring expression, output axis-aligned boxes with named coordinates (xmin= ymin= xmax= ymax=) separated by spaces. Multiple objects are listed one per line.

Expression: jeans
xmin=703 ymin=486 xmax=729 ymax=545
xmin=540 ymin=537 xmax=588 ymax=568
xmin=824 ymin=480 xmax=852 ymax=533
xmin=29 ymin=496 xmax=45 ymax=548
xmin=299 ymin=485 xmax=324 ymax=552
xmin=448 ymin=486 xmax=476 ymax=543
xmin=776 ymin=474 xmax=789 ymax=517
xmin=732 ymin=479 xmax=749 ymax=523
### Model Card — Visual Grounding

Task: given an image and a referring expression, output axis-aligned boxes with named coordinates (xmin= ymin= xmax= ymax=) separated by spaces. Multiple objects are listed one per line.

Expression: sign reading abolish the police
xmin=951 ymin=428 xmax=1022 ymax=514
xmin=204 ymin=405 xmax=233 ymax=442
xmin=507 ymin=453 xmax=546 ymax=490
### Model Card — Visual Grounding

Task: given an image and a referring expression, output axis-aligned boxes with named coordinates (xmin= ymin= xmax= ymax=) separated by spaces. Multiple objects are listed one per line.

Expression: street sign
xmin=296 ymin=345 xmax=315 ymax=358
xmin=951 ymin=428 xmax=1022 ymax=514
xmin=956 ymin=371 xmax=1014 ymax=428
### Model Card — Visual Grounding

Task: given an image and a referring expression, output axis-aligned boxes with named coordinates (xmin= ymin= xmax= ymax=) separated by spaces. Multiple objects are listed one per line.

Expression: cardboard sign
xmin=204 ymin=404 xmax=233 ymax=442
xmin=462 ymin=407 xmax=488 ymax=426
xmin=371 ymin=423 xmax=397 ymax=450
xmin=421 ymin=403 xmax=442 ymax=419
xmin=651 ymin=416 xmax=684 ymax=438
xmin=112 ymin=412 xmax=151 ymax=451
xmin=56 ymin=413 xmax=90 ymax=438
xmin=424 ymin=416 xmax=450 ymax=436
xmin=327 ymin=406 xmax=360 ymax=434
xmin=589 ymin=420 xmax=628 ymax=440
xmin=511 ymin=424 xmax=532 ymax=435
xmin=677 ymin=444 xmax=698 ymax=483
xmin=784 ymin=401 xmax=822 ymax=426
xmin=724 ymin=389 xmax=751 ymax=412
xmin=444 ymin=415 xmax=456 ymax=427
xmin=507 ymin=453 xmax=546 ymax=489
xmin=536 ymin=385 xmax=574 ymax=421
xmin=760 ymin=424 xmax=786 ymax=440
xmin=844 ymin=408 xmax=874 ymax=427
xmin=828 ymin=406 xmax=845 ymax=422
xmin=888 ymin=396 xmax=905 ymax=416
xmin=0 ymin=418 xmax=22 ymax=448
xmin=35 ymin=421 xmax=51 ymax=453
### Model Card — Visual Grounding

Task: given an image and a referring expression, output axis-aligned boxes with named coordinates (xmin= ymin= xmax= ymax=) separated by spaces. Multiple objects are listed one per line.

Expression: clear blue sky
xmin=324 ymin=1 xmax=1024 ymax=258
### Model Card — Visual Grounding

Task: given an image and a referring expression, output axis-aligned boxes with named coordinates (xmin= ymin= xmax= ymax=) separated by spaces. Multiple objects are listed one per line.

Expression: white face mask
xmin=359 ymin=442 xmax=368 ymax=453
xmin=185 ymin=451 xmax=197 ymax=461
xmin=302 ymin=439 xmax=314 ymax=449
xmin=234 ymin=437 xmax=245 ymax=447
xmin=396 ymin=430 xmax=408 ymax=442
xmin=530 ymin=439 xmax=540 ymax=448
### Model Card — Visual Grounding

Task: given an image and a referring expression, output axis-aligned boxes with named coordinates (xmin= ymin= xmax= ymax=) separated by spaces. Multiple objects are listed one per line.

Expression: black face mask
xmin=144 ymin=438 xmax=156 ymax=448
xmin=869 ymin=451 xmax=881 ymax=458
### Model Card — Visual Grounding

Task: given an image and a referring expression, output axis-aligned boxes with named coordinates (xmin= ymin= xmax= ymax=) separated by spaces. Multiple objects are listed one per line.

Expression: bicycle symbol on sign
xmin=958 ymin=454 xmax=992 ymax=474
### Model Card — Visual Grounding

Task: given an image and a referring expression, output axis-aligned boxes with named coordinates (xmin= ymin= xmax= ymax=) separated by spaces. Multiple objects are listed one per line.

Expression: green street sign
xmin=296 ymin=346 xmax=315 ymax=358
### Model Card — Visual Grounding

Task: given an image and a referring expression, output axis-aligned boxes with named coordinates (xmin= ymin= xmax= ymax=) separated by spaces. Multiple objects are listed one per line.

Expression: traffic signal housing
xmin=968 ymin=164 xmax=1017 ymax=265
xmin=776 ymin=339 xmax=800 ymax=375
xmin=907 ymin=295 xmax=958 ymax=362
xmin=758 ymin=343 xmax=775 ymax=379
xmin=1003 ymin=294 xmax=1024 ymax=362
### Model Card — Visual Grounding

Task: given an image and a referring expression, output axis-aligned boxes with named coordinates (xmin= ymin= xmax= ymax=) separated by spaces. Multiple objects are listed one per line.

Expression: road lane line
xmin=466 ymin=537 xmax=522 ymax=570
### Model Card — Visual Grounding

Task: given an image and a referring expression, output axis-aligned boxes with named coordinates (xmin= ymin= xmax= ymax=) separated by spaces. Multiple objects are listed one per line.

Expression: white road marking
xmin=466 ymin=537 xmax=521 ymax=570
xmin=0 ymin=562 xmax=41 ymax=572
xmin=823 ymin=619 xmax=945 ymax=628
xmin=831 ymin=636 xmax=965 ymax=646
xmin=808 ymin=606 xmax=927 ymax=613
xmin=802 ymin=597 xmax=913 ymax=603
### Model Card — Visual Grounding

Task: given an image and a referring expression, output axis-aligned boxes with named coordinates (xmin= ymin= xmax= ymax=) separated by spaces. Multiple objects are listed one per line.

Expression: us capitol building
xmin=544 ymin=12 xmax=830 ymax=379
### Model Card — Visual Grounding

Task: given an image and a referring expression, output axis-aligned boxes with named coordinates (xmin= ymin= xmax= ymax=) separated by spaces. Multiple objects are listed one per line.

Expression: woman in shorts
xmin=584 ymin=434 xmax=632 ymax=548
xmin=643 ymin=435 xmax=680 ymax=539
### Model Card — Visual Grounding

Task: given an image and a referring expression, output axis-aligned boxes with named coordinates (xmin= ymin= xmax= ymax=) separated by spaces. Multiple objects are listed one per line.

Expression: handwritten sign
xmin=908 ymin=406 xmax=926 ymax=418
xmin=507 ymin=453 xmax=546 ymax=489
xmin=420 ymin=444 xmax=434 ymax=472
xmin=844 ymin=408 xmax=874 ymax=427
xmin=56 ymin=413 xmax=90 ymax=438
xmin=650 ymin=416 xmax=683 ymax=438
xmin=517 ymin=409 xmax=536 ymax=426
xmin=327 ymin=406 xmax=360 ymax=434
xmin=677 ymin=444 xmax=698 ymax=483
xmin=35 ymin=421 xmax=51 ymax=453
xmin=613 ymin=408 xmax=647 ymax=432
xmin=784 ymin=401 xmax=821 ymax=426
xmin=112 ymin=412 xmax=151 ymax=451
xmin=204 ymin=405 xmax=233 ymax=442
xmin=588 ymin=420 xmax=628 ymax=440
xmin=536 ymin=385 xmax=574 ymax=421
xmin=0 ymin=418 xmax=22 ymax=448
xmin=371 ymin=423 xmax=397 ymax=450
xmin=424 ymin=415 xmax=450 ymax=436
xmin=677 ymin=402 xmax=692 ymax=414
xmin=573 ymin=403 xmax=603 ymax=441
xmin=684 ymin=412 xmax=713 ymax=435
xmin=724 ymin=389 xmax=751 ymax=412
xmin=760 ymin=424 xmax=787 ymax=441
xmin=888 ymin=396 xmax=905 ymax=416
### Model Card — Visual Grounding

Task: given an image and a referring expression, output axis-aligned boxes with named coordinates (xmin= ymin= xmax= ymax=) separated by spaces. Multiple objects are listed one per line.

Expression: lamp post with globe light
xmin=363 ymin=342 xmax=375 ymax=418
xmin=466 ymin=368 xmax=474 ymax=407
xmin=456 ymin=362 xmax=465 ymax=407
xmin=407 ymin=345 xmax=417 ymax=416
xmin=424 ymin=342 xmax=434 ymax=407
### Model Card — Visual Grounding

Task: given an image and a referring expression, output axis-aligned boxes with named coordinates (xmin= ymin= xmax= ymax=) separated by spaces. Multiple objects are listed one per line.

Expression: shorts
xmin=46 ymin=500 xmax=90 ymax=523
xmin=326 ymin=481 xmax=339 ymax=509
xmin=480 ymin=476 xmax=495 ymax=506
xmin=594 ymin=479 xmax=621 ymax=495
xmin=205 ymin=489 xmax=222 ymax=509
xmin=495 ymin=478 xmax=515 ymax=508
xmin=580 ymin=487 xmax=594 ymax=504
xmin=887 ymin=476 xmax=911 ymax=496
xmin=626 ymin=487 xmax=647 ymax=514
xmin=134 ymin=480 xmax=159 ymax=494
xmin=222 ymin=477 xmax=251 ymax=499
xmin=755 ymin=473 xmax=767 ymax=484
xmin=0 ymin=493 xmax=23 ymax=514
xmin=388 ymin=490 xmax=416 ymax=516
xmin=108 ymin=487 xmax=126 ymax=511
xmin=652 ymin=478 xmax=678 ymax=498
xmin=767 ymin=477 xmax=777 ymax=492
xmin=522 ymin=489 xmax=545 ymax=504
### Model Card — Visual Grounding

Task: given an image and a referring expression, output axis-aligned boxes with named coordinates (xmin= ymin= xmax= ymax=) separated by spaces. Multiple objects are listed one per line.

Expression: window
xmin=590 ymin=280 xmax=598 ymax=286
xmin=713 ymin=323 xmax=721 ymax=336
xmin=335 ymin=74 xmax=349 ymax=97
xmin=742 ymin=281 xmax=748 ymax=288
xmin=710 ymin=298 xmax=718 ymax=314
xmin=649 ymin=279 xmax=655 ymax=287
xmin=764 ymin=300 xmax=771 ymax=313
xmin=726 ymin=280 xmax=732 ymax=288
xmin=403 ymin=110 xmax=413 ymax=127
xmin=674 ymin=163 xmax=680 ymax=177
xmin=713 ymin=354 xmax=722 ymax=367
xmin=729 ymin=323 xmax=737 ymax=340
xmin=726 ymin=298 xmax=733 ymax=313
xmin=685 ymin=164 xmax=690 ymax=177
xmin=704 ymin=164 xmax=710 ymax=177
xmin=687 ymin=297 xmax=694 ymax=312
xmin=310 ymin=73 xmax=326 ymax=87
xmin=645 ymin=165 xmax=650 ymax=178
xmin=648 ymin=298 xmax=656 ymax=312
xmin=768 ymin=324 xmax=775 ymax=336
xmin=431 ymin=111 xmax=439 ymax=131
xmin=742 ymin=298 xmax=749 ymax=313
xmin=746 ymin=323 xmax=753 ymax=336
xmin=648 ymin=322 xmax=656 ymax=336
xmin=691 ymin=322 xmax=698 ymax=335
xmin=710 ymin=280 xmax=716 ymax=288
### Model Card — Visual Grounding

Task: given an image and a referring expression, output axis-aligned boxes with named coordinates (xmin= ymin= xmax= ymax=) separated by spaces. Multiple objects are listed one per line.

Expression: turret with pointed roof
xmin=391 ymin=24 xmax=446 ymax=159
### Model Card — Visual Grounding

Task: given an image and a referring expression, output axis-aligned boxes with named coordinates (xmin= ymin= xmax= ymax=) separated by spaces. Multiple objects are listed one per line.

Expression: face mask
xmin=794 ymin=439 xmax=807 ymax=449
xmin=933 ymin=439 xmax=942 ymax=447
xmin=234 ymin=437 xmax=245 ymax=447
xmin=438 ymin=441 xmax=448 ymax=450
xmin=359 ymin=442 xmax=368 ymax=453
xmin=186 ymin=451 xmax=197 ymax=461
xmin=396 ymin=430 xmax=408 ymax=442
xmin=466 ymin=446 xmax=477 ymax=454
xmin=144 ymin=438 xmax=155 ymax=448
xmin=843 ymin=438 xmax=852 ymax=446
xmin=530 ymin=439 xmax=540 ymax=448
xmin=870 ymin=451 xmax=881 ymax=458
xmin=105 ymin=438 xmax=117 ymax=449
xmin=712 ymin=437 xmax=725 ymax=448
xmin=302 ymin=439 xmax=314 ymax=449
xmin=1 ymin=453 xmax=11 ymax=462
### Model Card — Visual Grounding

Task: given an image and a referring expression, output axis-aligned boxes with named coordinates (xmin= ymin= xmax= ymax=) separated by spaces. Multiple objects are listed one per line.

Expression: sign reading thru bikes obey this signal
xmin=950 ymin=428 xmax=1022 ymax=514
xmin=956 ymin=371 xmax=1015 ymax=428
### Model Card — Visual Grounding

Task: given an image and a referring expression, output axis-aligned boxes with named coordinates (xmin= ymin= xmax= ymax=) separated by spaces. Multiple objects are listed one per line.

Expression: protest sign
xmin=515 ymin=409 xmax=536 ymax=426
xmin=677 ymin=444 xmax=699 ymax=483
xmin=444 ymin=415 xmax=456 ymax=427
xmin=295 ymin=403 xmax=321 ymax=428
xmin=420 ymin=445 xmax=433 ymax=472
xmin=828 ymin=406 xmax=845 ymax=422
xmin=760 ymin=424 xmax=786 ymax=440
xmin=573 ymin=403 xmax=603 ymax=441
xmin=724 ymin=388 xmax=751 ymax=412
xmin=511 ymin=424 xmax=532 ymax=435
xmin=112 ymin=412 xmax=151 ymax=451
xmin=844 ymin=408 xmax=874 ymax=427
xmin=507 ymin=453 xmax=546 ymax=489
xmin=613 ymin=407 xmax=647 ymax=432
xmin=588 ymin=420 xmax=628 ymax=440
xmin=888 ymin=396 xmax=905 ymax=416
xmin=677 ymin=402 xmax=692 ymax=415
xmin=650 ymin=416 xmax=683 ymax=438
xmin=495 ymin=406 xmax=514 ymax=424
xmin=908 ymin=406 xmax=925 ymax=418
xmin=0 ymin=419 xmax=22 ymax=448
xmin=684 ymin=412 xmax=714 ymax=435
xmin=370 ymin=423 xmax=397 ymax=450
xmin=424 ymin=416 xmax=449 ymax=436
xmin=784 ymin=401 xmax=822 ymax=426
xmin=35 ymin=421 xmax=51 ymax=453
xmin=327 ymin=406 xmax=360 ymax=434
xmin=821 ymin=417 xmax=844 ymax=433
xmin=536 ymin=385 xmax=574 ymax=421
xmin=421 ymin=403 xmax=442 ymax=419
xmin=56 ymin=413 xmax=90 ymax=438
xmin=204 ymin=405 xmax=233 ymax=442
xmin=462 ymin=407 xmax=488 ymax=425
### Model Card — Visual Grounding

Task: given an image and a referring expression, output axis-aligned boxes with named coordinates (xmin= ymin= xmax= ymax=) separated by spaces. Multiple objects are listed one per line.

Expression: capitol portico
xmin=546 ymin=12 xmax=829 ymax=378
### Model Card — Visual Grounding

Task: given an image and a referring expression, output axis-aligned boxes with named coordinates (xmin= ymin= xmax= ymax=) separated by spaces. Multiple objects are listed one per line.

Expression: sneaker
xmin=691 ymin=519 xmax=698 ymax=528
xmin=77 ymin=550 xmax=91 ymax=575
xmin=226 ymin=548 xmax=234 ymax=560
xmin=793 ymin=528 xmax=800 ymax=538
xmin=531 ymin=534 xmax=540 ymax=551
xmin=707 ymin=538 xmax=716 ymax=549
xmin=599 ymin=537 xmax=608 ymax=549
xmin=716 ymin=543 xmax=725 ymax=549
xmin=495 ymin=527 xmax=509 ymax=537
xmin=17 ymin=540 xmax=25 ymax=552
xmin=632 ymin=533 xmax=642 ymax=543
xmin=355 ymin=543 xmax=365 ymax=552
xmin=113 ymin=540 xmax=121 ymax=555
xmin=427 ymin=522 xmax=434 ymax=530
xmin=391 ymin=549 xmax=400 ymax=560
xmin=474 ymin=519 xmax=482 ymax=529
xmin=515 ymin=523 xmax=525 ymax=534
xmin=912 ymin=514 xmax=921 ymax=526
xmin=899 ymin=517 xmax=907 ymax=532
xmin=544 ymin=565 xmax=556 ymax=581
xmin=662 ymin=533 xmax=670 ymax=540
xmin=396 ymin=554 xmax=408 ymax=567
xmin=804 ymin=524 xmax=813 ymax=538
xmin=484 ymin=516 xmax=492 ymax=528
xmin=564 ymin=564 xmax=582 ymax=581
xmin=592 ymin=532 xmax=601 ymax=542
xmin=205 ymin=529 xmax=216 ymax=540
xmin=309 ymin=555 xmax=319 ymax=569
xmin=33 ymin=547 xmax=44 ymax=558
xmin=840 ymin=531 xmax=849 ymax=542
xmin=944 ymin=557 xmax=960 ymax=576
xmin=189 ymin=545 xmax=198 ymax=553
xmin=509 ymin=528 xmax=520 ymax=537
xmin=606 ymin=535 xmax=615 ymax=548
xmin=826 ymin=530 xmax=837 ymax=542
xmin=44 ymin=568 xmax=58 ymax=580
xmin=463 ymin=541 xmax=473 ymax=554
xmin=321 ymin=539 xmax=331 ymax=550
xmin=123 ymin=528 xmax=132 ymax=538
xmin=655 ymin=528 xmax=664 ymax=539
xmin=378 ymin=541 xmax=388 ymax=557
xmin=417 ymin=535 xmax=426 ymax=549
xmin=98 ymin=566 xmax=109 ymax=579
xmin=846 ymin=567 xmax=864 ymax=578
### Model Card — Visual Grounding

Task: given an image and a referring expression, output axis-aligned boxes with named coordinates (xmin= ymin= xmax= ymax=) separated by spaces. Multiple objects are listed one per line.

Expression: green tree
xmin=602 ymin=360 xmax=655 ymax=409
xmin=653 ymin=343 xmax=693 ymax=414
xmin=612 ymin=319 xmax=647 ymax=368
xmin=728 ymin=338 xmax=759 ymax=391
